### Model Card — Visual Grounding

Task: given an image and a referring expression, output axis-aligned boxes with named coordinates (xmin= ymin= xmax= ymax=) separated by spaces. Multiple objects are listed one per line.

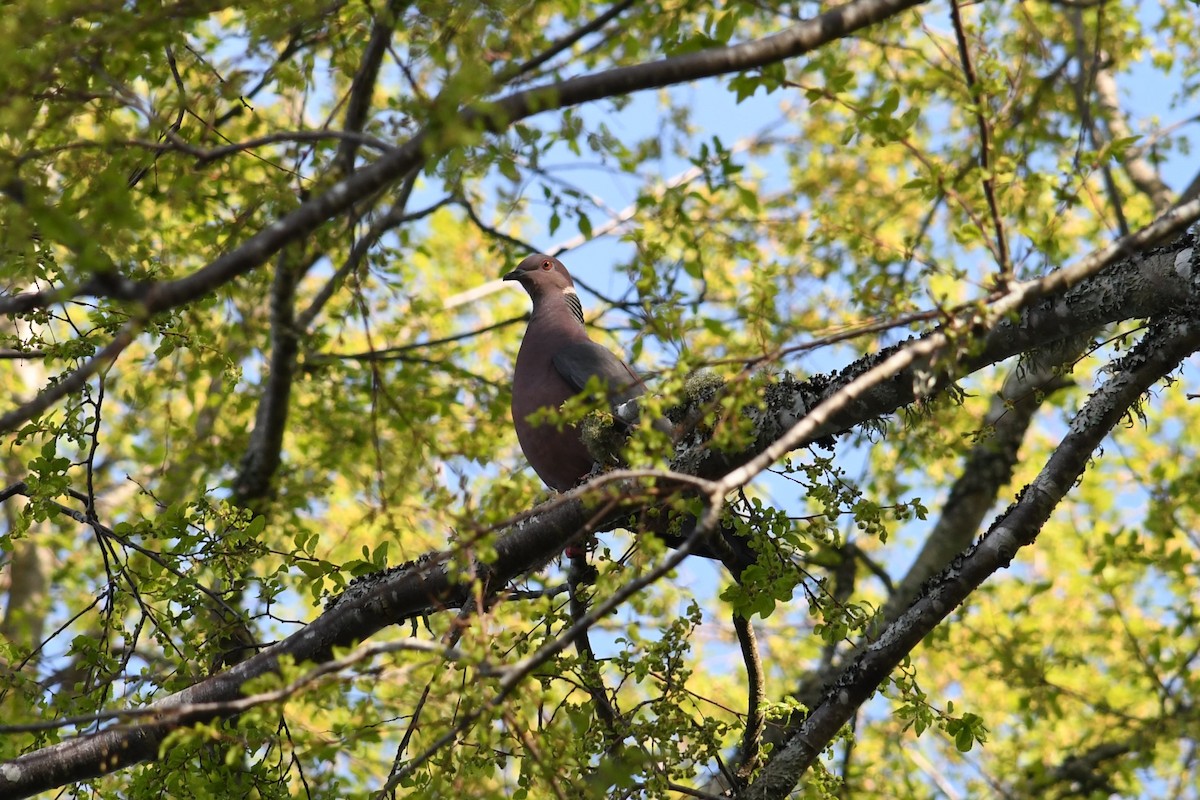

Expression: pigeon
xmin=504 ymin=253 xmax=759 ymax=574
xmin=504 ymin=253 xmax=645 ymax=490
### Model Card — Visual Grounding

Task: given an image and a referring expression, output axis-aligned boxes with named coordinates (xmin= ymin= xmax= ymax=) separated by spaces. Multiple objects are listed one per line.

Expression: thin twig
xmin=495 ymin=0 xmax=639 ymax=85
xmin=949 ymin=0 xmax=1011 ymax=287
xmin=318 ymin=315 xmax=527 ymax=361
xmin=0 ymin=638 xmax=466 ymax=734
xmin=0 ymin=322 xmax=138 ymax=434
xmin=383 ymin=498 xmax=722 ymax=792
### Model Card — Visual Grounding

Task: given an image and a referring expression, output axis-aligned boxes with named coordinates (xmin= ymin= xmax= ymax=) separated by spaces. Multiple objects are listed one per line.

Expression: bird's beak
xmin=502 ymin=269 xmax=521 ymax=282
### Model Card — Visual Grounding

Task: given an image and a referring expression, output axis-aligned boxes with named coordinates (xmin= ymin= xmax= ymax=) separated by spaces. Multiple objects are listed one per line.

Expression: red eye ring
xmin=541 ymin=260 xmax=553 ymax=270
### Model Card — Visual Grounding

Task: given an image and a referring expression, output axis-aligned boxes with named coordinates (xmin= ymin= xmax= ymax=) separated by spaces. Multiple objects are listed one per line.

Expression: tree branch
xmin=497 ymin=0 xmax=639 ymax=85
xmin=3 ymin=224 xmax=1199 ymax=797
xmin=741 ymin=310 xmax=1200 ymax=798
xmin=734 ymin=614 xmax=766 ymax=780
xmin=878 ymin=356 xmax=1074 ymax=623
xmin=334 ymin=0 xmax=403 ymax=174
xmin=0 ymin=0 xmax=928 ymax=439
xmin=0 ymin=324 xmax=137 ymax=434
xmin=232 ymin=249 xmax=314 ymax=504
xmin=948 ymin=0 xmax=1010 ymax=287
xmin=0 ymin=0 xmax=926 ymax=326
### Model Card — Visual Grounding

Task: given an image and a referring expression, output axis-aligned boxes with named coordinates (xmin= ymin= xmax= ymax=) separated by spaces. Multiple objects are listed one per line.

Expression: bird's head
xmin=503 ymin=253 xmax=576 ymax=299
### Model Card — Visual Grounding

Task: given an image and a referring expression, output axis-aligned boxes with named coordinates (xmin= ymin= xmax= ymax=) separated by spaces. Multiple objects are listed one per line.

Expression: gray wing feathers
xmin=552 ymin=341 xmax=645 ymax=405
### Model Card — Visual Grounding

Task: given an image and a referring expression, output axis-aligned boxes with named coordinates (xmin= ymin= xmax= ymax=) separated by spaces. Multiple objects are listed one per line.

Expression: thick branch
xmin=3 ymin=230 xmax=1197 ymax=797
xmin=0 ymin=0 xmax=927 ymax=437
xmin=0 ymin=0 xmax=926 ymax=322
xmin=232 ymin=249 xmax=311 ymax=504
xmin=708 ymin=219 xmax=1200 ymax=475
xmin=334 ymin=0 xmax=401 ymax=173
xmin=734 ymin=615 xmax=766 ymax=780
xmin=879 ymin=356 xmax=1073 ymax=622
xmin=741 ymin=311 xmax=1200 ymax=798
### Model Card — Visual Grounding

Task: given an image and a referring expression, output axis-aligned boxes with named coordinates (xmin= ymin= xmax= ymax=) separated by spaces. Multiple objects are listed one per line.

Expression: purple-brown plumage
xmin=504 ymin=253 xmax=761 ymax=574
xmin=504 ymin=253 xmax=643 ymax=491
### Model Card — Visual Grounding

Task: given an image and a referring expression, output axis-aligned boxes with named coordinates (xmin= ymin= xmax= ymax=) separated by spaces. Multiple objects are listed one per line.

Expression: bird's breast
xmin=511 ymin=351 xmax=594 ymax=491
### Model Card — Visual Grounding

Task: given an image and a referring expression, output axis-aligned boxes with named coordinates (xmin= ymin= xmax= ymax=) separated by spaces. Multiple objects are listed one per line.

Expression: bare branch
xmin=497 ymin=0 xmax=639 ymax=85
xmin=2 ymin=225 xmax=1199 ymax=796
xmin=878 ymin=357 xmax=1074 ymax=623
xmin=0 ymin=349 xmax=46 ymax=360
xmin=125 ymin=45 xmax=186 ymax=190
xmin=0 ymin=638 xmax=469 ymax=735
xmin=3 ymin=0 xmax=928 ymax=325
xmin=948 ymin=0 xmax=1010 ymax=287
xmin=212 ymin=22 xmax=328 ymax=128
xmin=294 ymin=175 xmax=448 ymax=333
xmin=743 ymin=311 xmax=1200 ymax=797
xmin=1067 ymin=6 xmax=1131 ymax=236
xmin=315 ymin=314 xmax=527 ymax=362
xmin=232 ymin=249 xmax=315 ymax=504
xmin=734 ymin=615 xmax=766 ymax=780
xmin=335 ymin=0 xmax=403 ymax=173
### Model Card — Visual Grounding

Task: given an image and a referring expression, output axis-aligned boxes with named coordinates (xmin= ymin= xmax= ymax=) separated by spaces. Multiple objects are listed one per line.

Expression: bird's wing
xmin=552 ymin=341 xmax=645 ymax=405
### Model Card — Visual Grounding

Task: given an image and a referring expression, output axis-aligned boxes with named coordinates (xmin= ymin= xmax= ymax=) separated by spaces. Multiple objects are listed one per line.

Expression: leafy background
xmin=2 ymin=0 xmax=1199 ymax=797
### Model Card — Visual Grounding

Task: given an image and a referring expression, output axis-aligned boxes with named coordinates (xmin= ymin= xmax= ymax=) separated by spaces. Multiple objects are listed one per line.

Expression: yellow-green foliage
xmin=1 ymin=1 xmax=1198 ymax=798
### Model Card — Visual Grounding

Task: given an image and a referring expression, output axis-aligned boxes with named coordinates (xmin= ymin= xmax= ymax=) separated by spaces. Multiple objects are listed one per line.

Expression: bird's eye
xmin=541 ymin=260 xmax=553 ymax=270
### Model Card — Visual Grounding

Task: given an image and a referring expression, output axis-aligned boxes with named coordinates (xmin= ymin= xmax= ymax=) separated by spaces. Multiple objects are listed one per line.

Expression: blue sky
xmin=13 ymin=5 xmax=1199 ymax=791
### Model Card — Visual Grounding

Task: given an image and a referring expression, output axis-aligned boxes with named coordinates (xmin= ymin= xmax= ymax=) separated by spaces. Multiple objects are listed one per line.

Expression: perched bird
xmin=504 ymin=253 xmax=644 ymax=491
xmin=504 ymin=253 xmax=759 ymax=573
